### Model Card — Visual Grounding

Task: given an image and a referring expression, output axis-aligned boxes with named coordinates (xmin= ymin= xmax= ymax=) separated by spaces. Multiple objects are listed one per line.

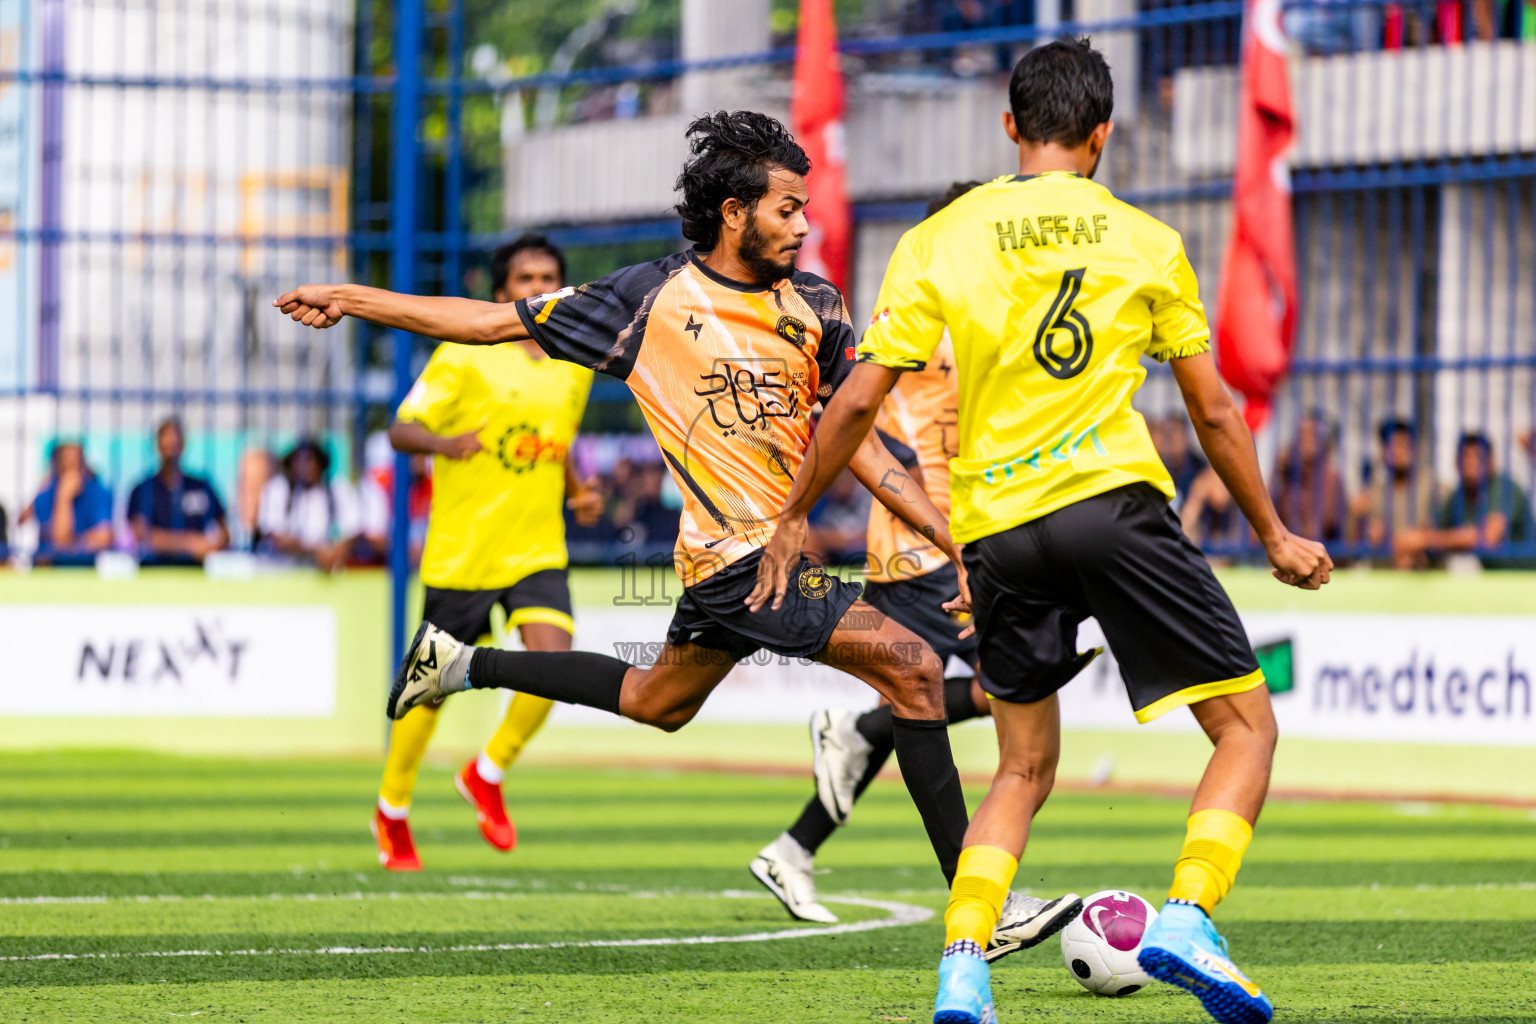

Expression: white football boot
xmin=749 ymin=833 xmax=838 ymax=924
xmin=388 ymin=622 xmax=468 ymax=720
xmin=810 ymin=709 xmax=874 ymax=825
xmin=985 ymin=890 xmax=1085 ymax=962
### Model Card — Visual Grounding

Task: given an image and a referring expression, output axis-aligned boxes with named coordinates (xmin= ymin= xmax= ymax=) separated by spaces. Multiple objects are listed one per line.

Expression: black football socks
xmin=466 ymin=648 xmax=628 ymax=716
xmin=787 ymin=678 xmax=982 ymax=855
xmin=890 ymin=714 xmax=969 ymax=884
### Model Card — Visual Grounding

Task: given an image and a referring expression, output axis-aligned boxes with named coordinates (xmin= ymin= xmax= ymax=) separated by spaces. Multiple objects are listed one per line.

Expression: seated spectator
xmin=351 ymin=433 xmax=436 ymax=567
xmin=0 ymin=502 xmax=9 ymax=557
xmin=1394 ymin=433 xmax=1534 ymax=568
xmin=22 ymin=440 xmax=113 ymax=566
xmin=1180 ymin=466 xmax=1248 ymax=555
xmin=1271 ymin=411 xmax=1349 ymax=544
xmin=1349 ymin=418 xmax=1438 ymax=567
xmin=234 ymin=447 xmax=275 ymax=551
xmin=127 ymin=417 xmax=230 ymax=566
xmin=257 ymin=438 xmax=364 ymax=572
xmin=1150 ymin=413 xmax=1207 ymax=509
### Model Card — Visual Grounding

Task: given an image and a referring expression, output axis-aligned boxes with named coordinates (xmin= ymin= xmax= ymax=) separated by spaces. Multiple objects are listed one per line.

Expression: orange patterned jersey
xmin=866 ymin=333 xmax=959 ymax=583
xmin=517 ymin=250 xmax=857 ymax=585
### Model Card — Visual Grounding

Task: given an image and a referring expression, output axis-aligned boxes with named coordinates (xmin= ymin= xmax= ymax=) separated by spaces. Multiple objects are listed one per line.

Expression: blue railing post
xmin=388 ymin=0 xmax=425 ymax=689
xmin=37 ymin=0 xmax=65 ymax=390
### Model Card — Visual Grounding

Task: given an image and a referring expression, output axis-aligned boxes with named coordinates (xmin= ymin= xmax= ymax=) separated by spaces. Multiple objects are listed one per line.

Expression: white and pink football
xmin=1058 ymin=889 xmax=1158 ymax=996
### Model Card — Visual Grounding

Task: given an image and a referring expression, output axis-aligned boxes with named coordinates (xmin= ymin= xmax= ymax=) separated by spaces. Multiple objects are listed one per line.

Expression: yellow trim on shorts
xmin=1134 ymin=667 xmax=1266 ymax=724
xmin=506 ymin=606 xmax=575 ymax=635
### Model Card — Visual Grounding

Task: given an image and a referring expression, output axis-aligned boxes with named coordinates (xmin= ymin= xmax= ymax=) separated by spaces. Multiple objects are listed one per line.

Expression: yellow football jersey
xmin=397 ymin=341 xmax=592 ymax=590
xmin=858 ymin=171 xmax=1211 ymax=544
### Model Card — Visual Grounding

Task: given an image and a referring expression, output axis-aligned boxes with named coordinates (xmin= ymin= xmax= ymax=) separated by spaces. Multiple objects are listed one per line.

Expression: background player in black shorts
xmin=372 ymin=236 xmax=603 ymax=871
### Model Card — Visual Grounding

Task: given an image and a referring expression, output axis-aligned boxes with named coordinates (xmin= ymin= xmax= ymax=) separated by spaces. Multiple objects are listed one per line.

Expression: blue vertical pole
xmin=389 ymin=0 xmax=424 ymax=680
xmin=37 ymin=0 xmax=65 ymax=389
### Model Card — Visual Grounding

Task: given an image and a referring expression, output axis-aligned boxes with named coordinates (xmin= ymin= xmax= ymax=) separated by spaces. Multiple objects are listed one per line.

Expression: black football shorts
xmin=423 ymin=569 xmax=574 ymax=645
xmin=963 ymin=483 xmax=1262 ymax=722
xmin=666 ymin=549 xmax=863 ymax=661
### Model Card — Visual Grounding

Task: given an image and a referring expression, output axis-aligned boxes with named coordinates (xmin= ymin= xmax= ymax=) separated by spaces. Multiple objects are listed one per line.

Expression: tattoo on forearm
xmin=921 ymin=525 xmax=936 ymax=542
xmin=878 ymin=469 xmax=917 ymax=502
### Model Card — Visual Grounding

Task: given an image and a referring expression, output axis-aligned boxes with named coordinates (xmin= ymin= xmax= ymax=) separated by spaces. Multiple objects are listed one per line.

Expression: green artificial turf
xmin=1 ymin=750 xmax=1534 ymax=1022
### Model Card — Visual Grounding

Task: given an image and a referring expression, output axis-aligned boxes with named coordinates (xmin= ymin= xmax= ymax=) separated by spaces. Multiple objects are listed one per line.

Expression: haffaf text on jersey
xmin=995 ymin=214 xmax=1109 ymax=251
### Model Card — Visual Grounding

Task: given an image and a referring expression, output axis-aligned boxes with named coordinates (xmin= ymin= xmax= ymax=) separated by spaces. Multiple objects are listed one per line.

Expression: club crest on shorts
xmin=797 ymin=565 xmax=831 ymax=599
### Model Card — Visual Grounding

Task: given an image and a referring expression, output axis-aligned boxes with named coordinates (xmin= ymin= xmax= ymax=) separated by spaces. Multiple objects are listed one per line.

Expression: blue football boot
xmin=933 ymin=944 xmax=996 ymax=1024
xmin=1137 ymin=902 xmax=1273 ymax=1024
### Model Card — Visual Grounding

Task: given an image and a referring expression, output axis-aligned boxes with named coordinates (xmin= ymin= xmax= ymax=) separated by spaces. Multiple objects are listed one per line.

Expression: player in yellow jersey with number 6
xmin=751 ymin=38 xmax=1332 ymax=1024
xmin=371 ymin=235 xmax=601 ymax=870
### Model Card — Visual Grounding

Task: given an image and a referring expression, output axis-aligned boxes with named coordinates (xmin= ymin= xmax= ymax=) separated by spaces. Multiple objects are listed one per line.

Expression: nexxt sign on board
xmin=1 ymin=605 xmax=337 ymax=717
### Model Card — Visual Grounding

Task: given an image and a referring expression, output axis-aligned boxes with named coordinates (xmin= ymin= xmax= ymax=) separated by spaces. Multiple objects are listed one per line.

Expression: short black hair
xmin=490 ymin=234 xmax=567 ymax=293
xmin=1378 ymin=418 xmax=1415 ymax=444
xmin=1008 ymin=36 xmax=1114 ymax=148
xmin=926 ymin=181 xmax=983 ymax=218
xmin=674 ymin=111 xmax=810 ymax=251
xmin=1458 ymin=431 xmax=1492 ymax=454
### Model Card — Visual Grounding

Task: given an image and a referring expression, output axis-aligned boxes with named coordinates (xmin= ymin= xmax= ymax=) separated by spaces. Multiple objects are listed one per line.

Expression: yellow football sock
xmin=1167 ymin=808 xmax=1253 ymax=913
xmin=378 ymin=703 xmax=443 ymax=809
xmin=943 ymin=845 xmax=1019 ymax=948
xmin=483 ymin=693 xmax=555 ymax=771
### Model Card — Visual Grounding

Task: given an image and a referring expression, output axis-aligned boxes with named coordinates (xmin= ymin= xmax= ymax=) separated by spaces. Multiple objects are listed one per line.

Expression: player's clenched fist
xmin=273 ymin=285 xmax=346 ymax=329
xmin=1265 ymin=531 xmax=1333 ymax=590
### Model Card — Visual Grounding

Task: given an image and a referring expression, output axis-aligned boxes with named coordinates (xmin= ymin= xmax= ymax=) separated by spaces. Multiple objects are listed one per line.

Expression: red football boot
xmin=456 ymin=758 xmax=516 ymax=851
xmin=371 ymin=807 xmax=423 ymax=871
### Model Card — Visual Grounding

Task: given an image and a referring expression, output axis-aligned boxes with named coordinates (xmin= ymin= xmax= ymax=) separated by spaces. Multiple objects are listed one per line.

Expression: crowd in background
xmin=1160 ymin=413 xmax=1536 ymax=569
xmin=6 ymin=409 xmax=1533 ymax=573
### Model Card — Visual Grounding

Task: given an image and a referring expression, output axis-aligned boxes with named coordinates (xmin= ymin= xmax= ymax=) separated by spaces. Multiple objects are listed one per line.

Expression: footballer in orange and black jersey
xmin=517 ymin=249 xmax=857 ymax=587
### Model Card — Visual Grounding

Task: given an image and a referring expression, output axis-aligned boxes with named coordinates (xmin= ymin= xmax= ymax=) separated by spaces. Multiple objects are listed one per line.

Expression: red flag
xmin=1215 ymin=0 xmax=1297 ymax=431
xmin=792 ymin=0 xmax=850 ymax=291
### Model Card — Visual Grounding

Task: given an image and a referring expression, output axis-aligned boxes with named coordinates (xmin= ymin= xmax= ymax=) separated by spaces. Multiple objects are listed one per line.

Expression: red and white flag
xmin=792 ymin=0 xmax=850 ymax=292
xmin=1215 ymin=0 xmax=1297 ymax=431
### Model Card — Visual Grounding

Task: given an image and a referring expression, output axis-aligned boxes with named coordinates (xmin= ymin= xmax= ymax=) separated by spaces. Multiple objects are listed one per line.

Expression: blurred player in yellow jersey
xmin=372 ymin=235 xmax=601 ymax=871
xmin=754 ymin=39 xmax=1332 ymax=1024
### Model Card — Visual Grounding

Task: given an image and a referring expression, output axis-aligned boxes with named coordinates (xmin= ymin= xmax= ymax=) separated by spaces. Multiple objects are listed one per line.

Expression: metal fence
xmin=2 ymin=0 xmax=1535 ymax=662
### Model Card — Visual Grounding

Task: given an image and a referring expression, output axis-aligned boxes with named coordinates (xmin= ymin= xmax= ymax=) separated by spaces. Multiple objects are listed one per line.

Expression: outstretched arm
xmin=1170 ymin=351 xmax=1333 ymax=589
xmin=273 ymin=284 xmax=530 ymax=345
xmin=746 ymin=362 xmax=904 ymax=611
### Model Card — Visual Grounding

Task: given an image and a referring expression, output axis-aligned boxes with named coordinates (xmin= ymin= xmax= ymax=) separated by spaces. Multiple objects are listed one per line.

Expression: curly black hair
xmin=674 ymin=111 xmax=810 ymax=251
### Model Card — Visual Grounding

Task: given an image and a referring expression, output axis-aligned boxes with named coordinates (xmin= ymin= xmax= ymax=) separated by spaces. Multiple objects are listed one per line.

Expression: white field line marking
xmin=6 ymin=879 xmax=1535 ymax=907
xmin=0 ymin=892 xmax=932 ymax=963
xmin=0 ymin=891 xmax=532 ymax=906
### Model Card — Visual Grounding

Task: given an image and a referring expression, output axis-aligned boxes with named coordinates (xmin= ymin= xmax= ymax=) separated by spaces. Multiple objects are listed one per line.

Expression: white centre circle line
xmin=0 ymin=891 xmax=934 ymax=963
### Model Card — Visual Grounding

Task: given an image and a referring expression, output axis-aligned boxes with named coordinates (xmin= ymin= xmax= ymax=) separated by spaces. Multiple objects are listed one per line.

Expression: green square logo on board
xmin=1254 ymin=638 xmax=1294 ymax=695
